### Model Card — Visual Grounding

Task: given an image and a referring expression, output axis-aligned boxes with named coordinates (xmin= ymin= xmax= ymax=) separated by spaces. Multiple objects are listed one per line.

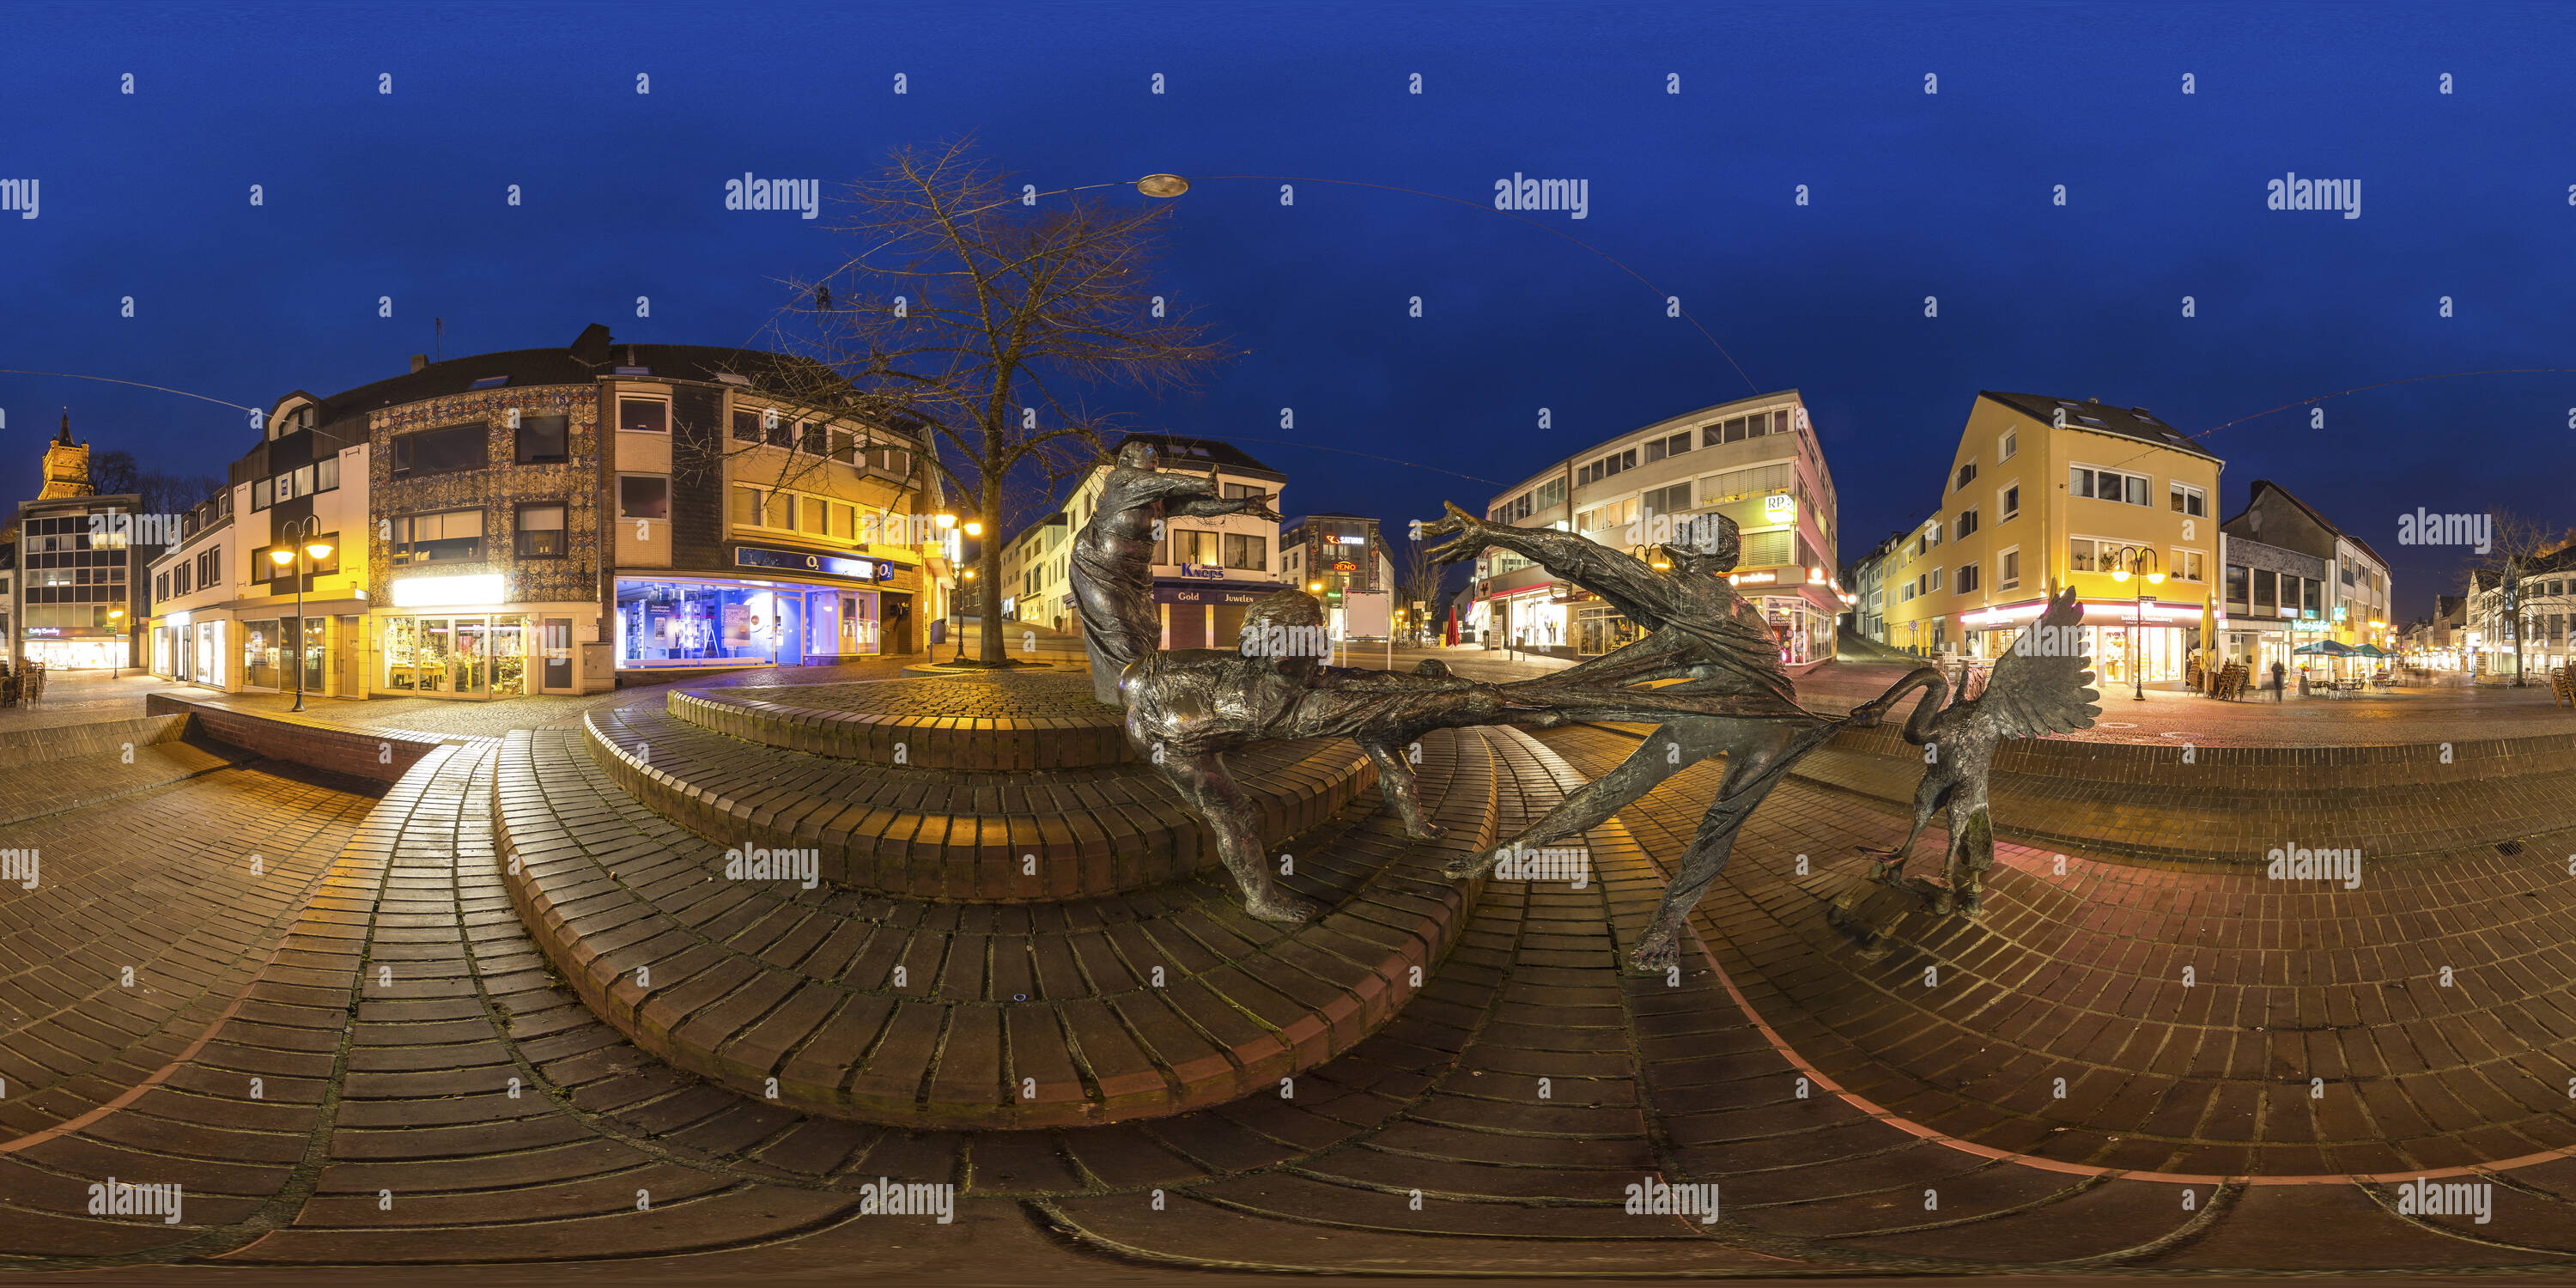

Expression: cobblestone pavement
xmin=9 ymin=714 xmax=2576 ymax=1279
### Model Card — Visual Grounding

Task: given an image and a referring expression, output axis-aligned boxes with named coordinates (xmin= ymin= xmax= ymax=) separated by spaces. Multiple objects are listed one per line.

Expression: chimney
xmin=410 ymin=354 xmax=428 ymax=374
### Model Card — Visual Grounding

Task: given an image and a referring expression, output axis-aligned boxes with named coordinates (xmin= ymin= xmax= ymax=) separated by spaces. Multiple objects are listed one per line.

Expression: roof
xmin=1113 ymin=432 xmax=1284 ymax=482
xmin=288 ymin=324 xmax=869 ymax=437
xmin=1977 ymin=391 xmax=2222 ymax=463
xmin=2239 ymin=479 xmax=2390 ymax=569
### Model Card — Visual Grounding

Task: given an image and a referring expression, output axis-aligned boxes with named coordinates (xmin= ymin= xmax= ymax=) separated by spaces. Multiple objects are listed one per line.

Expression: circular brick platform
xmin=588 ymin=702 xmax=1374 ymax=902
xmin=671 ymin=670 xmax=1130 ymax=769
xmin=495 ymin=723 xmax=1506 ymax=1129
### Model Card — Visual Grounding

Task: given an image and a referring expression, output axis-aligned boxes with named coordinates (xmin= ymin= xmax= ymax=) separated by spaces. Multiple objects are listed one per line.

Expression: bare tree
xmin=2462 ymin=511 xmax=2572 ymax=684
xmin=763 ymin=138 xmax=1233 ymax=665
xmin=1399 ymin=533 xmax=1449 ymax=644
xmin=137 ymin=471 xmax=223 ymax=517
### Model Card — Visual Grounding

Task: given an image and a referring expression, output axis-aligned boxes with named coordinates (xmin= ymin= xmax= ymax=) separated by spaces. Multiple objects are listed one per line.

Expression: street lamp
xmin=270 ymin=514 xmax=333 ymax=712
xmin=107 ymin=608 xmax=126 ymax=679
xmin=2105 ymin=545 xmax=2163 ymax=702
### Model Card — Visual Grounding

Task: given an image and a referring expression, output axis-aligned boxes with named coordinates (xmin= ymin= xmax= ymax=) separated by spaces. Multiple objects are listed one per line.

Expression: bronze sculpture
xmin=1068 ymin=458 xmax=2099 ymax=968
xmin=1073 ymin=440 xmax=1280 ymax=706
xmin=1858 ymin=585 xmax=2100 ymax=915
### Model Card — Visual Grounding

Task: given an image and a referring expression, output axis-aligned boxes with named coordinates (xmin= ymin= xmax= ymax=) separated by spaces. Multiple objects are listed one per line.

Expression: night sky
xmin=4 ymin=2 xmax=2569 ymax=619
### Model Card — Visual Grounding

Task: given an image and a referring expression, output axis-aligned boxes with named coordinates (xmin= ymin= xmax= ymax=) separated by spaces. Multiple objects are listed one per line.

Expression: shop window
xmin=516 ymin=503 xmax=567 ymax=557
xmin=393 ymin=422 xmax=490 ymax=477
xmin=618 ymin=398 xmax=669 ymax=433
xmin=515 ymin=413 xmax=569 ymax=464
xmin=619 ymin=476 xmax=670 ymax=520
xmin=392 ymin=509 xmax=485 ymax=564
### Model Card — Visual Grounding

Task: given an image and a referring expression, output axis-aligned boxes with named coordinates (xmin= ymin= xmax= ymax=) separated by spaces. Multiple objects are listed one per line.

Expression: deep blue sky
xmin=3 ymin=1 xmax=2568 ymax=619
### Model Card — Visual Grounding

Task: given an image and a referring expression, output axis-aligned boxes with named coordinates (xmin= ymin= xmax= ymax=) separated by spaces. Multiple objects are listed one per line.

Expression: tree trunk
xmin=976 ymin=478 xmax=1005 ymax=665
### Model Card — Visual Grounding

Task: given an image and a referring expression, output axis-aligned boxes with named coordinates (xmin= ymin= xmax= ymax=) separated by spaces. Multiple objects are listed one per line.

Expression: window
xmin=2254 ymin=569 xmax=2276 ymax=611
xmin=767 ymin=415 xmax=795 ymax=450
xmin=2069 ymin=465 xmax=2149 ymax=506
xmin=732 ymin=485 xmax=763 ymax=526
xmin=1955 ymin=562 xmax=1980 ymax=594
xmin=1954 ymin=461 xmax=1977 ymax=491
xmin=2226 ymin=564 xmax=2248 ymax=605
xmin=1642 ymin=482 xmax=1692 ymax=515
xmin=1953 ymin=508 xmax=1979 ymax=539
xmin=292 ymin=464 xmax=314 ymax=497
xmin=1999 ymin=428 xmax=2018 ymax=461
xmin=253 ymin=477 xmax=273 ymax=510
xmin=515 ymin=413 xmax=569 ymax=464
xmin=2169 ymin=483 xmax=2205 ymax=517
xmin=393 ymin=509 xmax=484 ymax=563
xmin=1999 ymin=484 xmax=2020 ymax=522
xmin=764 ymin=489 xmax=793 ymax=529
xmin=515 ymin=503 xmax=566 ymax=557
xmin=2304 ymin=578 xmax=2322 ymax=617
xmin=802 ymin=495 xmax=828 ymax=533
xmin=830 ymin=501 xmax=856 ymax=540
xmin=1223 ymin=532 xmax=1268 ymax=571
xmin=155 ymin=571 xmax=169 ymax=602
xmin=1740 ymin=528 xmax=1792 ymax=568
xmin=830 ymin=428 xmax=858 ymax=464
xmin=1643 ymin=431 xmax=1691 ymax=463
xmin=317 ymin=455 xmax=340 ymax=491
xmin=619 ymin=476 xmax=670 ymax=520
xmin=2069 ymin=538 xmax=2094 ymax=573
xmin=469 ymin=375 xmax=510 ymax=390
xmin=1222 ymin=482 xmax=1264 ymax=500
xmin=1168 ymin=529 xmax=1219 ymax=567
xmin=393 ymin=422 xmax=490 ymax=477
xmin=2174 ymin=549 xmax=2206 ymax=581
xmin=732 ymin=410 xmax=762 ymax=443
xmin=618 ymin=398 xmax=669 ymax=433
xmin=1998 ymin=546 xmax=2021 ymax=590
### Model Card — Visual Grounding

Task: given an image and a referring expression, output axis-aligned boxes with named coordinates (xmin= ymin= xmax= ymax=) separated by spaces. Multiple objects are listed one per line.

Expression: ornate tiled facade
xmin=367 ymin=386 xmax=604 ymax=606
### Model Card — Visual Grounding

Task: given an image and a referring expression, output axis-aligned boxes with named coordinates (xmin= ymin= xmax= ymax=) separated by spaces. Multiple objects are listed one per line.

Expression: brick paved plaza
xmin=4 ymin=653 xmax=2576 ymax=1284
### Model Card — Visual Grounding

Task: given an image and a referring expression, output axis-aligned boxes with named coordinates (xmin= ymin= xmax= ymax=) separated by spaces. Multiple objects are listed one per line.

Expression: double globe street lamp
xmin=268 ymin=514 xmax=334 ymax=713
xmin=2105 ymin=545 xmax=2165 ymax=702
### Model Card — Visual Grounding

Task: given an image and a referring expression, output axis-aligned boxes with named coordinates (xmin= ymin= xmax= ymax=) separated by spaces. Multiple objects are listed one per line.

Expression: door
xmin=490 ymin=617 xmax=527 ymax=696
xmin=453 ymin=618 xmax=491 ymax=695
xmin=420 ymin=617 xmax=454 ymax=693
xmin=884 ymin=593 xmax=912 ymax=654
xmin=338 ymin=617 xmax=362 ymax=696
xmin=543 ymin=618 xmax=574 ymax=690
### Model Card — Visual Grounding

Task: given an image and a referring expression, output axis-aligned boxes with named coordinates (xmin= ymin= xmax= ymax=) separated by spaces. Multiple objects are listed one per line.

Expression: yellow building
xmin=1880 ymin=392 xmax=2224 ymax=687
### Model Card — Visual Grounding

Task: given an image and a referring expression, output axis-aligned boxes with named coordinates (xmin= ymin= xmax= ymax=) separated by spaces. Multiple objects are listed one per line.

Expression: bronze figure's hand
xmin=1420 ymin=501 xmax=1491 ymax=566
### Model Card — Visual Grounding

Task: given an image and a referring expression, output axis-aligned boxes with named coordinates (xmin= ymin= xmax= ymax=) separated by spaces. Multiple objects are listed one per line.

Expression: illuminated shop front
xmin=20 ymin=629 xmax=131 ymax=671
xmin=1967 ymin=597 xmax=2208 ymax=684
xmin=1485 ymin=584 xmax=1569 ymax=651
xmin=378 ymin=573 xmax=587 ymax=699
xmin=615 ymin=549 xmax=908 ymax=671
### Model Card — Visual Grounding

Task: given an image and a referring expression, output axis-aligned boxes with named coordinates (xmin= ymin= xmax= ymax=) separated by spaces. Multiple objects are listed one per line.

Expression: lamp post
xmin=2105 ymin=545 xmax=2166 ymax=702
xmin=269 ymin=515 xmax=334 ymax=713
xmin=107 ymin=608 xmax=125 ymax=679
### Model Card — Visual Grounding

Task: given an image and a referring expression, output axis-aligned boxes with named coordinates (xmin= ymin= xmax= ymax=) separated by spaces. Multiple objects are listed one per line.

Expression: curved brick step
xmin=494 ymin=723 xmax=1504 ymax=1129
xmin=667 ymin=671 xmax=1131 ymax=770
xmin=586 ymin=702 xmax=1373 ymax=902
xmin=1788 ymin=723 xmax=2576 ymax=866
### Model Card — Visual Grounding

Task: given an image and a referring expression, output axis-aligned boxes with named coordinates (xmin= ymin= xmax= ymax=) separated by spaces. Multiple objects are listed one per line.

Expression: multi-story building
xmin=1005 ymin=433 xmax=1285 ymax=651
xmin=1843 ymin=531 xmax=1904 ymax=645
xmin=1281 ymin=513 xmax=1397 ymax=640
xmin=2219 ymin=480 xmax=2394 ymax=672
xmin=1467 ymin=391 xmax=1842 ymax=666
xmin=2402 ymin=594 xmax=2469 ymax=671
xmin=1879 ymin=392 xmax=2223 ymax=685
xmin=13 ymin=415 xmax=164 ymax=671
xmin=2213 ymin=532 xmax=2331 ymax=677
xmin=145 ymin=325 xmax=947 ymax=700
xmin=2466 ymin=547 xmax=2576 ymax=680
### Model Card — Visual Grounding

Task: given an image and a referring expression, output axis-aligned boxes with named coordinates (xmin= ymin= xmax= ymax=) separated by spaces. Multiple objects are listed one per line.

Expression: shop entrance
xmin=384 ymin=615 xmax=534 ymax=697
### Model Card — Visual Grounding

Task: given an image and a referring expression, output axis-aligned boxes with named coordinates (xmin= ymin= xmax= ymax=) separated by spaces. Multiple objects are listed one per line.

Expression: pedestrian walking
xmin=2269 ymin=659 xmax=2286 ymax=702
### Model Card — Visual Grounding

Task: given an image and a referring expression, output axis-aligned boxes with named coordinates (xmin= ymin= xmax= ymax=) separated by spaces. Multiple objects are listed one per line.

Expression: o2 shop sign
xmin=736 ymin=545 xmax=896 ymax=582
